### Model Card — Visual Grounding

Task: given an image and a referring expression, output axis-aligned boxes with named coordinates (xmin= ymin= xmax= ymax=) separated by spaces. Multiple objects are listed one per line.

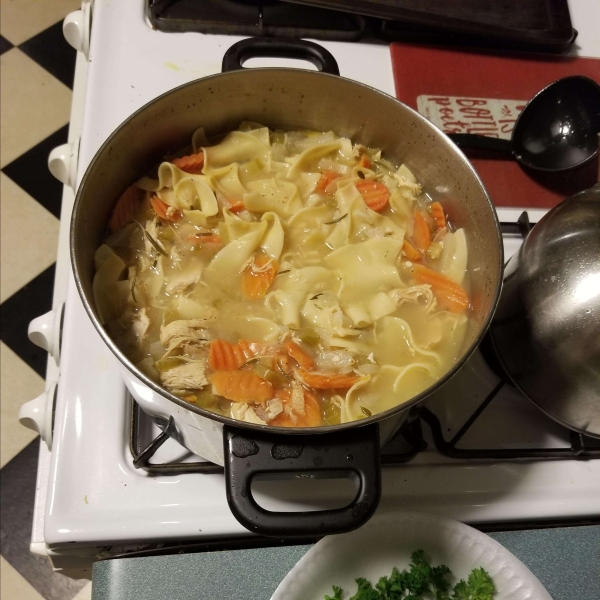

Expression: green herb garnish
xmin=325 ymin=550 xmax=495 ymax=600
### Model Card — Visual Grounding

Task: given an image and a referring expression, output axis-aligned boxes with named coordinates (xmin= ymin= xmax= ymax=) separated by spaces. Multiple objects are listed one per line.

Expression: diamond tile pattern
xmin=0 ymin=35 xmax=13 ymax=55
xmin=0 ymin=3 xmax=89 ymax=598
xmin=19 ymin=22 xmax=77 ymax=88
xmin=3 ymin=126 xmax=69 ymax=219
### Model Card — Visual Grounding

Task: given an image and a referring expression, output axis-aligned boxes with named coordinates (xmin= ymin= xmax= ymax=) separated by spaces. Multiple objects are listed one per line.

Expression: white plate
xmin=271 ymin=511 xmax=552 ymax=600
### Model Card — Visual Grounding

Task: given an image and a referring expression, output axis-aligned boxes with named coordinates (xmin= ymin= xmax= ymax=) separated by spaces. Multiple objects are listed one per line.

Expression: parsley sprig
xmin=325 ymin=550 xmax=495 ymax=600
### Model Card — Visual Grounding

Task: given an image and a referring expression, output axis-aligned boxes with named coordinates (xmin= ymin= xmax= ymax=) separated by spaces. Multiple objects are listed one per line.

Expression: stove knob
xmin=28 ymin=305 xmax=63 ymax=363
xmin=48 ymin=141 xmax=79 ymax=190
xmin=63 ymin=3 xmax=91 ymax=58
xmin=19 ymin=381 xmax=57 ymax=451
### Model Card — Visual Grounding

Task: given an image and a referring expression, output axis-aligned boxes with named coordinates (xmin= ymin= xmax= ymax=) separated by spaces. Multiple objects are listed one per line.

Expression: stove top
xmin=23 ymin=0 xmax=600 ymax=577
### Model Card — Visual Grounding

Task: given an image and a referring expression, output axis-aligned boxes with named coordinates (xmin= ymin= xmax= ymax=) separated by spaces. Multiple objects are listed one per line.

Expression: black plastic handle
xmin=223 ymin=423 xmax=381 ymax=538
xmin=222 ymin=37 xmax=340 ymax=76
xmin=448 ymin=133 xmax=513 ymax=155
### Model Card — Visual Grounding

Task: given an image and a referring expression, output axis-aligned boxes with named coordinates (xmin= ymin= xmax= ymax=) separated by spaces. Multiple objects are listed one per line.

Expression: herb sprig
xmin=324 ymin=550 xmax=495 ymax=600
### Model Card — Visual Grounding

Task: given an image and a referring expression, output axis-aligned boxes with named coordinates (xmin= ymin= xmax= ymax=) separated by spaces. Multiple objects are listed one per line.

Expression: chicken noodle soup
xmin=94 ymin=124 xmax=470 ymax=427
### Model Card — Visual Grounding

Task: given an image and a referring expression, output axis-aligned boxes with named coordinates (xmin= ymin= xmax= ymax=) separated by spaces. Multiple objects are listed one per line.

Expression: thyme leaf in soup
xmin=134 ymin=220 xmax=169 ymax=257
xmin=131 ymin=278 xmax=137 ymax=304
xmin=239 ymin=356 xmax=262 ymax=370
xmin=324 ymin=213 xmax=348 ymax=225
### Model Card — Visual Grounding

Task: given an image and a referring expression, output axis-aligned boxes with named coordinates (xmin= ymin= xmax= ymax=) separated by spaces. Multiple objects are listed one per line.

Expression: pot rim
xmin=71 ymin=66 xmax=504 ymax=436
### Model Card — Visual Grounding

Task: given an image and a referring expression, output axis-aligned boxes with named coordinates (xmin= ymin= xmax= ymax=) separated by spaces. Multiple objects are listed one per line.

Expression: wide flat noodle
xmin=326 ymin=238 xmax=402 ymax=303
xmin=342 ymin=363 xmax=438 ymax=422
xmin=203 ymin=131 xmax=270 ymax=171
xmin=202 ymin=222 xmax=268 ymax=296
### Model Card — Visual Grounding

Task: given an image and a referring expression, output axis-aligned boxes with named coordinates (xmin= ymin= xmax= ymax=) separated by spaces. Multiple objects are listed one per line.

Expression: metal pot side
xmin=71 ymin=68 xmax=503 ymax=435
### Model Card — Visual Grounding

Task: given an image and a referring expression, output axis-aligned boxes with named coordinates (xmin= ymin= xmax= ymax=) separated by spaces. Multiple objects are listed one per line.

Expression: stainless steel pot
xmin=71 ymin=38 xmax=503 ymax=536
xmin=490 ymin=183 xmax=600 ymax=437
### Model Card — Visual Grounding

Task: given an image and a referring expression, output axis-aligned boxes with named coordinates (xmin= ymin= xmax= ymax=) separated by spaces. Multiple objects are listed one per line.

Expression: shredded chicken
xmin=265 ymin=399 xmax=284 ymax=421
xmin=160 ymin=319 xmax=211 ymax=356
xmin=232 ymin=402 xmax=267 ymax=425
xmin=389 ymin=285 xmax=436 ymax=312
xmin=130 ymin=308 xmax=150 ymax=346
xmin=160 ymin=361 xmax=208 ymax=390
xmin=165 ymin=269 xmax=202 ymax=295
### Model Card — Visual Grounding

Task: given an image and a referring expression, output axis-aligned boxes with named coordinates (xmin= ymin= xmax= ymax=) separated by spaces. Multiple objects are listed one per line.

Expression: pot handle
xmin=223 ymin=423 xmax=381 ymax=538
xmin=222 ymin=37 xmax=340 ymax=76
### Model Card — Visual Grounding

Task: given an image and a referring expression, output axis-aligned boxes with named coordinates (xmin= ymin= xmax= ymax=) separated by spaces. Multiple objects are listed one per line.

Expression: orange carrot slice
xmin=284 ymin=340 xmax=315 ymax=371
xmin=210 ymin=370 xmax=273 ymax=404
xmin=298 ymin=370 xmax=362 ymax=390
xmin=402 ymin=240 xmax=421 ymax=261
xmin=410 ymin=263 xmax=470 ymax=313
xmin=429 ymin=202 xmax=446 ymax=230
xmin=171 ymin=151 xmax=204 ymax=174
xmin=108 ymin=185 xmax=141 ymax=232
xmin=356 ymin=180 xmax=389 ymax=212
xmin=357 ymin=155 xmax=371 ymax=169
xmin=242 ymin=253 xmax=278 ymax=300
xmin=270 ymin=388 xmax=322 ymax=427
xmin=209 ymin=340 xmax=253 ymax=371
xmin=228 ymin=199 xmax=245 ymax=213
xmin=150 ymin=195 xmax=182 ymax=222
xmin=316 ymin=170 xmax=339 ymax=193
xmin=411 ymin=210 xmax=431 ymax=251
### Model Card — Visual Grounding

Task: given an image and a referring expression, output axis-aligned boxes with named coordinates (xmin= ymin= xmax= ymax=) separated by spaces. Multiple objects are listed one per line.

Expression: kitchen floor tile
xmin=0 ymin=173 xmax=59 ymax=302
xmin=0 ymin=0 xmax=81 ymax=46
xmin=2 ymin=126 xmax=69 ymax=220
xmin=0 ymin=49 xmax=71 ymax=168
xmin=0 ymin=35 xmax=13 ymax=54
xmin=0 ymin=264 xmax=56 ymax=379
xmin=19 ymin=21 xmax=77 ymax=89
xmin=0 ymin=440 xmax=88 ymax=600
xmin=73 ymin=582 xmax=93 ymax=600
xmin=1 ymin=556 xmax=45 ymax=600
xmin=0 ymin=173 xmax=59 ymax=303
xmin=0 ymin=344 xmax=43 ymax=468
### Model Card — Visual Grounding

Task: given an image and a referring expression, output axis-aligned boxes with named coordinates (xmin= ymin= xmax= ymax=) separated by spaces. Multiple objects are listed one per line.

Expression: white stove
xmin=20 ymin=0 xmax=600 ymax=578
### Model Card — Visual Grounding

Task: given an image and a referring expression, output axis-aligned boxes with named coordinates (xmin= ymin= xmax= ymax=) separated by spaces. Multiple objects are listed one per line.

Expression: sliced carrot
xmin=108 ymin=185 xmax=141 ymax=232
xmin=402 ymin=240 xmax=421 ymax=262
xmin=316 ymin=170 xmax=339 ymax=193
xmin=171 ymin=151 xmax=204 ymax=174
xmin=356 ymin=180 xmax=389 ymax=212
xmin=228 ymin=199 xmax=245 ymax=213
xmin=209 ymin=339 xmax=253 ymax=371
xmin=411 ymin=210 xmax=431 ymax=252
xmin=298 ymin=370 xmax=362 ymax=390
xmin=410 ymin=263 xmax=470 ymax=313
xmin=357 ymin=155 xmax=371 ymax=169
xmin=270 ymin=388 xmax=322 ymax=427
xmin=429 ymin=201 xmax=446 ymax=230
xmin=150 ymin=195 xmax=182 ymax=222
xmin=284 ymin=340 xmax=315 ymax=371
xmin=242 ymin=253 xmax=278 ymax=300
xmin=210 ymin=370 xmax=273 ymax=404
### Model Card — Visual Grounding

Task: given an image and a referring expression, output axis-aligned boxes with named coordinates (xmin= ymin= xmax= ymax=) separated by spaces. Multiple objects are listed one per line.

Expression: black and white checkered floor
xmin=1 ymin=1 xmax=92 ymax=598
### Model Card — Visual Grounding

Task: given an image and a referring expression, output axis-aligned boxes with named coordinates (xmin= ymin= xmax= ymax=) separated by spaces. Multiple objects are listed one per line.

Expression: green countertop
xmin=92 ymin=525 xmax=600 ymax=600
